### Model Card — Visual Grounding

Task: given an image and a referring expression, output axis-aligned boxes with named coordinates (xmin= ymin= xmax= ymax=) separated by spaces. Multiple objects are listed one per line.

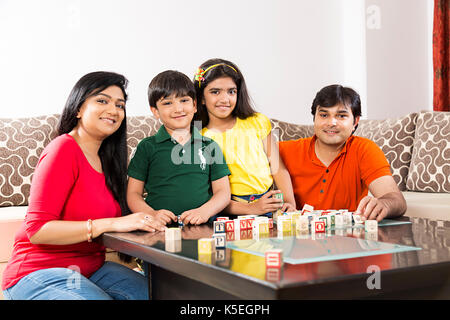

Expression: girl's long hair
xmin=57 ymin=71 xmax=130 ymax=214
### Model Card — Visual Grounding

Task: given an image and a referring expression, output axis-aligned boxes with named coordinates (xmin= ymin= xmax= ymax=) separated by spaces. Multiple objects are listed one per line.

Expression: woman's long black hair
xmin=57 ymin=71 xmax=130 ymax=214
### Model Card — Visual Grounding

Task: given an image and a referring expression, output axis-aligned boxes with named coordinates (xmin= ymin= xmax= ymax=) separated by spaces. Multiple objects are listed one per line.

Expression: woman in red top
xmin=2 ymin=71 xmax=165 ymax=300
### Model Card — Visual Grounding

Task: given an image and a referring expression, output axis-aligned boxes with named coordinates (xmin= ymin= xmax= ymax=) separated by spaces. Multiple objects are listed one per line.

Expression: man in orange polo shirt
xmin=279 ymin=85 xmax=406 ymax=221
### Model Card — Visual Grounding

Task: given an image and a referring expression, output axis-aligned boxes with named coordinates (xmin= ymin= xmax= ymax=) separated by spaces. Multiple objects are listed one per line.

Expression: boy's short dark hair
xmin=148 ymin=70 xmax=196 ymax=108
xmin=311 ymin=84 xmax=362 ymax=120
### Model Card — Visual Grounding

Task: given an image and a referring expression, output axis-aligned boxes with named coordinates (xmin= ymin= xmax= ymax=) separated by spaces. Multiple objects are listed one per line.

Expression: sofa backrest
xmin=1 ymin=111 xmax=447 ymax=207
xmin=0 ymin=114 xmax=162 ymax=207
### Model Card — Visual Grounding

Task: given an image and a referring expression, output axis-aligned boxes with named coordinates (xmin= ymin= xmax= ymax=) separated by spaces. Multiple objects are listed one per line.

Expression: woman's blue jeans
xmin=2 ymin=261 xmax=148 ymax=300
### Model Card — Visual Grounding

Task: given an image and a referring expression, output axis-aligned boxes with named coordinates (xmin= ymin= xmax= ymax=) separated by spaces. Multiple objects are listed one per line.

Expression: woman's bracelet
xmin=87 ymin=219 xmax=93 ymax=242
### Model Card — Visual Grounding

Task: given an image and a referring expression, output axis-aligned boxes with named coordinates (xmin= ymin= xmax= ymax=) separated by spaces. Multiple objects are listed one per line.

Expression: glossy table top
xmin=101 ymin=216 xmax=450 ymax=299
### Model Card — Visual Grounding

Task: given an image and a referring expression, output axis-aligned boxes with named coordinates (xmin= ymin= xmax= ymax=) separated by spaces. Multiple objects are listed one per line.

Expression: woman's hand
xmin=111 ymin=212 xmax=166 ymax=233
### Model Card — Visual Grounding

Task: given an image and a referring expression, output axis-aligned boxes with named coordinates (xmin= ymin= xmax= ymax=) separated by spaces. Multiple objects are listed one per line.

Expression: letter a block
xmin=265 ymin=249 xmax=283 ymax=268
xmin=225 ymin=220 xmax=235 ymax=232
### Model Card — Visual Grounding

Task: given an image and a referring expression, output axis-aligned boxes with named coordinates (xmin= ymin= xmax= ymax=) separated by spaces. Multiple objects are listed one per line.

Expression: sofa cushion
xmin=406 ymin=111 xmax=450 ymax=193
xmin=270 ymin=119 xmax=314 ymax=141
xmin=0 ymin=115 xmax=60 ymax=207
xmin=354 ymin=113 xmax=418 ymax=191
xmin=402 ymin=191 xmax=450 ymax=220
xmin=126 ymin=116 xmax=161 ymax=160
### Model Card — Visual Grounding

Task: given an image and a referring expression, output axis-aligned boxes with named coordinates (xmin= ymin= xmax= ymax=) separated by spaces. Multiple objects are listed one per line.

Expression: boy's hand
xmin=179 ymin=208 xmax=211 ymax=225
xmin=152 ymin=209 xmax=177 ymax=225
xmin=249 ymin=190 xmax=284 ymax=214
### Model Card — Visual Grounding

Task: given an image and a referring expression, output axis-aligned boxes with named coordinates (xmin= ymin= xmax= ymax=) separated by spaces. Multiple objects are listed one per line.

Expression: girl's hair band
xmin=194 ymin=63 xmax=237 ymax=88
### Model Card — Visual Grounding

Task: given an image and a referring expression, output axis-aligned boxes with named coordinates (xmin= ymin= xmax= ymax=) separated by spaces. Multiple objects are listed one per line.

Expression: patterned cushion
xmin=354 ymin=113 xmax=418 ymax=191
xmin=270 ymin=119 xmax=314 ymax=141
xmin=0 ymin=115 xmax=161 ymax=207
xmin=406 ymin=112 xmax=450 ymax=193
xmin=0 ymin=115 xmax=60 ymax=207
xmin=126 ymin=116 xmax=161 ymax=160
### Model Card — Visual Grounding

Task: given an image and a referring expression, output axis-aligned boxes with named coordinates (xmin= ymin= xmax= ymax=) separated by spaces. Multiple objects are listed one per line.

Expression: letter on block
xmin=265 ymin=249 xmax=283 ymax=268
xmin=213 ymin=233 xmax=226 ymax=248
xmin=198 ymin=238 xmax=215 ymax=254
xmin=214 ymin=221 xmax=225 ymax=233
xmin=314 ymin=221 xmax=326 ymax=233
xmin=365 ymin=220 xmax=378 ymax=232
xmin=225 ymin=220 xmax=234 ymax=232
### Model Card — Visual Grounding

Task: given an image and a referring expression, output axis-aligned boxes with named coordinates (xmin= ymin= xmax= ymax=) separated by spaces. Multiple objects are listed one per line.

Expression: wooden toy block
xmin=301 ymin=204 xmax=314 ymax=215
xmin=318 ymin=216 xmax=328 ymax=229
xmin=234 ymin=219 xmax=241 ymax=232
xmin=335 ymin=214 xmax=344 ymax=227
xmin=216 ymin=217 xmax=229 ymax=222
xmin=198 ymin=238 xmax=215 ymax=254
xmin=296 ymin=215 xmax=309 ymax=232
xmin=277 ymin=216 xmax=291 ymax=232
xmin=314 ymin=221 xmax=326 ymax=233
xmin=253 ymin=220 xmax=269 ymax=234
xmin=214 ymin=221 xmax=226 ymax=233
xmin=239 ymin=218 xmax=248 ymax=230
xmin=225 ymin=220 xmax=235 ymax=232
xmin=343 ymin=211 xmax=352 ymax=225
xmin=365 ymin=220 xmax=378 ymax=232
xmin=246 ymin=218 xmax=255 ymax=229
xmin=265 ymin=249 xmax=283 ymax=268
xmin=352 ymin=214 xmax=364 ymax=225
xmin=273 ymin=192 xmax=284 ymax=202
xmin=213 ymin=233 xmax=226 ymax=248
xmin=165 ymin=227 xmax=181 ymax=241
xmin=165 ymin=239 xmax=182 ymax=253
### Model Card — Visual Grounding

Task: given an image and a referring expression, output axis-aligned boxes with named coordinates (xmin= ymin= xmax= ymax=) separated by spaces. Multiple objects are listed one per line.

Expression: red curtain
xmin=433 ymin=0 xmax=450 ymax=111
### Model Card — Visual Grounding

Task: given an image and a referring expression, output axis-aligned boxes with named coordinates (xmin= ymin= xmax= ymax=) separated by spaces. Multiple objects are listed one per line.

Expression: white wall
xmin=365 ymin=0 xmax=433 ymax=120
xmin=0 ymin=0 xmax=432 ymax=124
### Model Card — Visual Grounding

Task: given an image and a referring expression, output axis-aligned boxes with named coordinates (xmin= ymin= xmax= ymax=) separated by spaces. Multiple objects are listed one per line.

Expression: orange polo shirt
xmin=279 ymin=135 xmax=391 ymax=211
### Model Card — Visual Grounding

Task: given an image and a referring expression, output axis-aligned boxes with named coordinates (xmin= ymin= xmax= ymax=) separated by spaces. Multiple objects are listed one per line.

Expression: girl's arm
xmin=180 ymin=176 xmax=231 ymax=225
xmin=224 ymin=190 xmax=284 ymax=215
xmin=127 ymin=177 xmax=177 ymax=225
xmin=263 ymin=132 xmax=296 ymax=211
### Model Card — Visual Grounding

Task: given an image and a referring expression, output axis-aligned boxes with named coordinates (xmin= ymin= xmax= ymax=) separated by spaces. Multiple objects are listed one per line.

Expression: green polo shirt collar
xmin=154 ymin=125 xmax=204 ymax=144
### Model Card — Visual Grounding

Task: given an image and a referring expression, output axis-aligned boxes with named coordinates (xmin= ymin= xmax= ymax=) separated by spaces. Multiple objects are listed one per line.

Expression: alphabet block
xmin=213 ymin=233 xmax=226 ymax=248
xmin=314 ymin=221 xmax=326 ymax=233
xmin=265 ymin=249 xmax=283 ymax=268
xmin=225 ymin=220 xmax=235 ymax=232
xmin=198 ymin=238 xmax=215 ymax=254
xmin=365 ymin=219 xmax=378 ymax=232
xmin=165 ymin=227 xmax=181 ymax=241
xmin=214 ymin=221 xmax=225 ymax=233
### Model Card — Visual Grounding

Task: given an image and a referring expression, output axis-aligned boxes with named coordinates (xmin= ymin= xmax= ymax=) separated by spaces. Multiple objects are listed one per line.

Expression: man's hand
xmin=355 ymin=196 xmax=389 ymax=222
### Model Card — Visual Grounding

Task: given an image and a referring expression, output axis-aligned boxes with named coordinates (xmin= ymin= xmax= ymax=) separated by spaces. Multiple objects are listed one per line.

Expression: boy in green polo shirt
xmin=127 ymin=70 xmax=231 ymax=226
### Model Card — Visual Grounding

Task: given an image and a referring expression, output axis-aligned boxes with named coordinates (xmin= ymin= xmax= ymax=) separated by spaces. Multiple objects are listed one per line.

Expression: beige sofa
xmin=0 ymin=111 xmax=449 ymax=298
